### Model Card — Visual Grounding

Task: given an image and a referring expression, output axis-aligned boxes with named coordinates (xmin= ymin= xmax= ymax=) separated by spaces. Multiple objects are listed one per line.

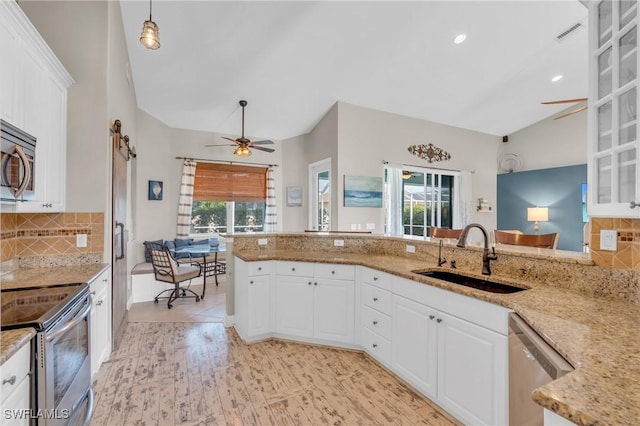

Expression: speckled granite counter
xmin=1 ymin=328 xmax=35 ymax=365
xmin=234 ymin=248 xmax=640 ymax=426
xmin=0 ymin=263 xmax=109 ymax=290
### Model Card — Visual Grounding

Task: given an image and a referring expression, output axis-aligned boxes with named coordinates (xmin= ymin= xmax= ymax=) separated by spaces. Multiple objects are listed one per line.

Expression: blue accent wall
xmin=497 ymin=164 xmax=587 ymax=251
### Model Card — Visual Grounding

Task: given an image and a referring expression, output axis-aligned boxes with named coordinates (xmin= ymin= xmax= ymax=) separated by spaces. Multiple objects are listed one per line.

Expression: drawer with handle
xmin=361 ymin=327 xmax=391 ymax=366
xmin=248 ymin=261 xmax=272 ymax=276
xmin=1 ymin=342 xmax=30 ymax=405
xmin=314 ymin=263 xmax=355 ymax=281
xmin=276 ymin=261 xmax=314 ymax=277
xmin=362 ymin=282 xmax=392 ymax=315
xmin=361 ymin=267 xmax=393 ymax=290
xmin=362 ymin=305 xmax=392 ymax=340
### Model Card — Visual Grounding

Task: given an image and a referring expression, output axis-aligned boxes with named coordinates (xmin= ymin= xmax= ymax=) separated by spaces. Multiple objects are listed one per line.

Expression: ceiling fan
xmin=541 ymin=97 xmax=588 ymax=120
xmin=205 ymin=100 xmax=275 ymax=156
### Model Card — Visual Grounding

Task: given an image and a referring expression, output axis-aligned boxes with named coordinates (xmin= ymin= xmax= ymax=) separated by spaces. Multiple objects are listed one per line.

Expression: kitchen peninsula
xmin=231 ymin=233 xmax=640 ymax=426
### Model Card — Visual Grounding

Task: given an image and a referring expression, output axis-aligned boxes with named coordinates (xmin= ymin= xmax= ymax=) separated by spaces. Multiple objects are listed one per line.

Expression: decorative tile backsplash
xmin=0 ymin=212 xmax=104 ymax=263
xmin=589 ymin=217 xmax=640 ymax=270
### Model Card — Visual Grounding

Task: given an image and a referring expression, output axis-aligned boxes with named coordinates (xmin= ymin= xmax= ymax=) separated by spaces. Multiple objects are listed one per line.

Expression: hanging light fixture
xmin=233 ymin=146 xmax=252 ymax=157
xmin=139 ymin=0 xmax=160 ymax=50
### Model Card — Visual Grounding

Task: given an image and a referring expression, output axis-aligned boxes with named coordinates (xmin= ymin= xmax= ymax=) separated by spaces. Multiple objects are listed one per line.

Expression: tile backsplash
xmin=589 ymin=217 xmax=640 ymax=270
xmin=0 ymin=212 xmax=104 ymax=263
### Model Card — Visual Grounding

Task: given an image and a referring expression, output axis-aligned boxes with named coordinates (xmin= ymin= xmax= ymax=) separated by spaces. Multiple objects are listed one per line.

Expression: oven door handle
xmin=2 ymin=145 xmax=31 ymax=198
xmin=46 ymin=298 xmax=91 ymax=342
xmin=80 ymin=386 xmax=94 ymax=426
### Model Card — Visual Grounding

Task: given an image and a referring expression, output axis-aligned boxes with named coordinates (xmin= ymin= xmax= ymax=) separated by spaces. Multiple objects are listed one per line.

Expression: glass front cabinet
xmin=589 ymin=0 xmax=639 ymax=217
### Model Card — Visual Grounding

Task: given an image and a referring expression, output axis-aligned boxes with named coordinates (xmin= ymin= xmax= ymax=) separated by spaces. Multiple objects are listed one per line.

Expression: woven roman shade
xmin=193 ymin=163 xmax=268 ymax=202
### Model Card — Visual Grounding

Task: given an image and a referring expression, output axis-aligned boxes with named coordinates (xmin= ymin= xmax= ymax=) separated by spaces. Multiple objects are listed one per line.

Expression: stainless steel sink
xmin=413 ymin=270 xmax=528 ymax=294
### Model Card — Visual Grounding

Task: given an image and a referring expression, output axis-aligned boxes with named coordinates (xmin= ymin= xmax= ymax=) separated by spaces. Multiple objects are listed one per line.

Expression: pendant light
xmin=140 ymin=0 xmax=160 ymax=50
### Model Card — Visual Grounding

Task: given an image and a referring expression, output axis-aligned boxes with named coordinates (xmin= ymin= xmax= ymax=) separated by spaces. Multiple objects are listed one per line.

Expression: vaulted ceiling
xmin=119 ymin=1 xmax=588 ymax=141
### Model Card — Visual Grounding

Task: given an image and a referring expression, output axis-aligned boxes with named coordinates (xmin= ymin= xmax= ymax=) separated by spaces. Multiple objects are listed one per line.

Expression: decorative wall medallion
xmin=408 ymin=143 xmax=451 ymax=163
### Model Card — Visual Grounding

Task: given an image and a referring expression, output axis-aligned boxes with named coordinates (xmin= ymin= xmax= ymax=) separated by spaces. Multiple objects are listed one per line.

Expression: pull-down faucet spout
xmin=456 ymin=223 xmax=497 ymax=275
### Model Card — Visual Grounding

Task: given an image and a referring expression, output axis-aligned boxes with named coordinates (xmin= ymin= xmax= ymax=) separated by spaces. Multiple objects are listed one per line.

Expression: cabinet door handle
xmin=250 ymin=280 xmax=254 ymax=284
xmin=373 ymin=320 xmax=378 ymax=325
xmin=331 ymin=270 xmax=335 ymax=274
xmin=292 ymin=267 xmax=295 ymax=271
xmin=308 ymin=281 xmax=312 ymax=285
xmin=373 ymin=276 xmax=378 ymax=281
xmin=42 ymin=203 xmax=52 ymax=208
xmin=372 ymin=343 xmax=378 ymax=348
xmin=258 ymin=267 xmax=262 ymax=271
xmin=631 ymin=201 xmax=640 ymax=209
xmin=96 ymin=300 xmax=103 ymax=306
xmin=314 ymin=282 xmax=318 ymax=286
xmin=2 ymin=375 xmax=16 ymax=385
xmin=90 ymin=291 xmax=96 ymax=296
xmin=373 ymin=297 xmax=378 ymax=302
xmin=436 ymin=318 xmax=443 ymax=323
xmin=102 ymin=278 xmax=108 ymax=282
xmin=429 ymin=315 xmax=435 ymax=320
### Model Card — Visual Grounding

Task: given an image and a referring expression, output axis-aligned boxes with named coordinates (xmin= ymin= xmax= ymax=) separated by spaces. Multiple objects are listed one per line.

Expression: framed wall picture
xmin=344 ymin=175 xmax=383 ymax=207
xmin=287 ymin=186 xmax=302 ymax=207
xmin=148 ymin=180 xmax=163 ymax=200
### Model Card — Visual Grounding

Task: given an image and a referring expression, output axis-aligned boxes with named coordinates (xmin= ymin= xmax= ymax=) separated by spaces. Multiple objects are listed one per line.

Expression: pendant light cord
xmin=149 ymin=0 xmax=153 ymax=20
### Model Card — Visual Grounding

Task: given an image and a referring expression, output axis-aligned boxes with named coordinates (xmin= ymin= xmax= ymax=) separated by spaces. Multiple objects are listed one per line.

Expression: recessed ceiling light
xmin=551 ymin=75 xmax=563 ymax=82
xmin=453 ymin=34 xmax=467 ymax=44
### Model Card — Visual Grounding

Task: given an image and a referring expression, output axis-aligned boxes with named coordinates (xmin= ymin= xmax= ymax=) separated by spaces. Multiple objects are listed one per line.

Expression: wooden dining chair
xmin=494 ymin=230 xmax=559 ymax=249
xmin=430 ymin=227 xmax=463 ymax=239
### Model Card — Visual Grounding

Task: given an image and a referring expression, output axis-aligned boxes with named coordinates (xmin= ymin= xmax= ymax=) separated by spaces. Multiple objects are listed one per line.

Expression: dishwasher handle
xmin=509 ymin=313 xmax=573 ymax=380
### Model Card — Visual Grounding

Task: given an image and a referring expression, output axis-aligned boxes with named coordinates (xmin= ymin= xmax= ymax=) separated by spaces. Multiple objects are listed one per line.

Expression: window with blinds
xmin=191 ymin=163 xmax=268 ymax=234
xmin=193 ymin=163 xmax=267 ymax=201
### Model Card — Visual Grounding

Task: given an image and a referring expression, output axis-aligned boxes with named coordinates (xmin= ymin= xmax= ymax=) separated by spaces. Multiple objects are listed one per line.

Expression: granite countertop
xmin=1 ymin=328 xmax=36 ymax=365
xmin=235 ymin=248 xmax=640 ymax=426
xmin=1 ymin=263 xmax=109 ymax=366
xmin=0 ymin=263 xmax=109 ymax=290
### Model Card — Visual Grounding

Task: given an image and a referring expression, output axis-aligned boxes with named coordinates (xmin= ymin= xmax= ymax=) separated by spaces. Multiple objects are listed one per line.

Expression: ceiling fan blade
xmin=553 ymin=105 xmax=588 ymax=120
xmin=205 ymin=144 xmax=236 ymax=147
xmin=222 ymin=136 xmax=241 ymax=145
xmin=541 ymin=97 xmax=588 ymax=105
xmin=251 ymin=145 xmax=275 ymax=153
xmin=251 ymin=139 xmax=275 ymax=145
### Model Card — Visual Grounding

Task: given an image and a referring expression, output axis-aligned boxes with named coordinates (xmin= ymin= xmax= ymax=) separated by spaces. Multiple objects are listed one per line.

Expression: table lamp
xmin=527 ymin=207 xmax=548 ymax=233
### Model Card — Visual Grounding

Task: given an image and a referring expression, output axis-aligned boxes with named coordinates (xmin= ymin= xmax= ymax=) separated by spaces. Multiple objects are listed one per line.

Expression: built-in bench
xmin=131 ymin=262 xmax=174 ymax=304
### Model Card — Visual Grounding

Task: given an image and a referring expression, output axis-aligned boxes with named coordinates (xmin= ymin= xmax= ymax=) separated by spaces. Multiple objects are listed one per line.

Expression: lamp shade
xmin=140 ymin=20 xmax=160 ymax=49
xmin=527 ymin=207 xmax=549 ymax=222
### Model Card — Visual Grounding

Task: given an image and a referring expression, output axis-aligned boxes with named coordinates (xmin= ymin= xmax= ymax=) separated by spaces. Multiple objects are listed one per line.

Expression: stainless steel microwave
xmin=1 ymin=119 xmax=36 ymax=201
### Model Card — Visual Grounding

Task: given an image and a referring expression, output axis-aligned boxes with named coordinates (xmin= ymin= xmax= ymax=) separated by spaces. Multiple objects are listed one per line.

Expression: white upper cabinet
xmin=0 ymin=1 xmax=73 ymax=212
xmin=589 ymin=0 xmax=639 ymax=216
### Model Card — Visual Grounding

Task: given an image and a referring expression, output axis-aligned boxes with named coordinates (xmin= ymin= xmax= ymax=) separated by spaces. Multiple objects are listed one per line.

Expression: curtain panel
xmin=263 ymin=168 xmax=277 ymax=232
xmin=176 ymin=160 xmax=197 ymax=237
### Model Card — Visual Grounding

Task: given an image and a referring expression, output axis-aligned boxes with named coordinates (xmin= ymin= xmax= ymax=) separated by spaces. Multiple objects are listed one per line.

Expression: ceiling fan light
xmin=234 ymin=146 xmax=252 ymax=157
xmin=140 ymin=20 xmax=160 ymax=49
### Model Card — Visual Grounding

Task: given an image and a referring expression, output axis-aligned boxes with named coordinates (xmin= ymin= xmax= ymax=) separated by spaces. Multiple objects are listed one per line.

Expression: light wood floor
xmin=90 ymin=322 xmax=460 ymax=426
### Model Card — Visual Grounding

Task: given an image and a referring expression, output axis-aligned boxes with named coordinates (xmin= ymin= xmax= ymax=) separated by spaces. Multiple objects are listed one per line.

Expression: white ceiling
xmin=119 ymin=1 xmax=589 ymax=141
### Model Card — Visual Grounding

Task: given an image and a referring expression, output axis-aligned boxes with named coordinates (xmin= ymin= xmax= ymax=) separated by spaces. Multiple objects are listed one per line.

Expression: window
xmin=190 ymin=163 xmax=268 ymax=234
xmin=388 ymin=167 xmax=458 ymax=238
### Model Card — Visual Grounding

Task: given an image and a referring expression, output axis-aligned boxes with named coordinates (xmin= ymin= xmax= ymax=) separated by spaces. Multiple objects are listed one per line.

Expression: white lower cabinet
xmin=234 ymin=259 xmax=272 ymax=341
xmin=275 ymin=261 xmax=355 ymax=344
xmin=390 ymin=275 xmax=509 ymax=426
xmin=89 ymin=267 xmax=111 ymax=378
xmin=0 ymin=342 xmax=31 ymax=426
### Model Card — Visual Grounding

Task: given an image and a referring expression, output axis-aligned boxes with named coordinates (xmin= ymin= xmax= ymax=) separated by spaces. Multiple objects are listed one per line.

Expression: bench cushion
xmin=131 ymin=262 xmax=154 ymax=275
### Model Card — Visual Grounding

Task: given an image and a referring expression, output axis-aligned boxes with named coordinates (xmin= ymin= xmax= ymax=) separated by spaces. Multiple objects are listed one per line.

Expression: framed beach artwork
xmin=344 ymin=175 xmax=383 ymax=207
xmin=148 ymin=180 xmax=163 ymax=200
xmin=287 ymin=186 xmax=303 ymax=207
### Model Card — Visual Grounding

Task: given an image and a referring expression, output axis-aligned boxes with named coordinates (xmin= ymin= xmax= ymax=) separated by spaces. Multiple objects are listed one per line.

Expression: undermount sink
xmin=413 ymin=270 xmax=528 ymax=294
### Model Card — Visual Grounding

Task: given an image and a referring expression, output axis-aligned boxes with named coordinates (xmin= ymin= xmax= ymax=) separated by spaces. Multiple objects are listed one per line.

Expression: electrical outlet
xmin=600 ymin=230 xmax=617 ymax=251
xmin=334 ymin=239 xmax=344 ymax=247
xmin=257 ymin=238 xmax=268 ymax=246
xmin=406 ymin=245 xmax=415 ymax=253
xmin=350 ymin=224 xmax=357 ymax=230
xmin=366 ymin=223 xmax=375 ymax=230
xmin=76 ymin=234 xmax=87 ymax=248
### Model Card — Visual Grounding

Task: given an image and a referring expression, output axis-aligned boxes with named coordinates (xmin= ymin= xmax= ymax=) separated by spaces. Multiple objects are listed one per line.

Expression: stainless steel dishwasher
xmin=509 ymin=313 xmax=573 ymax=426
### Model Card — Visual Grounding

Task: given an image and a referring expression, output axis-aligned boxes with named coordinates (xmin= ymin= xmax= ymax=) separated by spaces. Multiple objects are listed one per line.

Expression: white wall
xmin=281 ymin=133 xmax=308 ymax=232
xmin=19 ymin=1 xmax=110 ymax=213
xmin=336 ymin=102 xmax=500 ymax=233
xmin=499 ymin=104 xmax=587 ymax=172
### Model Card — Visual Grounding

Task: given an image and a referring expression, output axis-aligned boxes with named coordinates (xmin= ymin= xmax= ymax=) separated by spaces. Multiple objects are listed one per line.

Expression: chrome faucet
xmin=456 ymin=223 xmax=497 ymax=275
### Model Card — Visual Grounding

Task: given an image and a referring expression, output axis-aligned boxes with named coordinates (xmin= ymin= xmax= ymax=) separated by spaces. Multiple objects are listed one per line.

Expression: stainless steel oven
xmin=0 ymin=119 xmax=36 ymax=202
xmin=1 ymin=283 xmax=93 ymax=426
